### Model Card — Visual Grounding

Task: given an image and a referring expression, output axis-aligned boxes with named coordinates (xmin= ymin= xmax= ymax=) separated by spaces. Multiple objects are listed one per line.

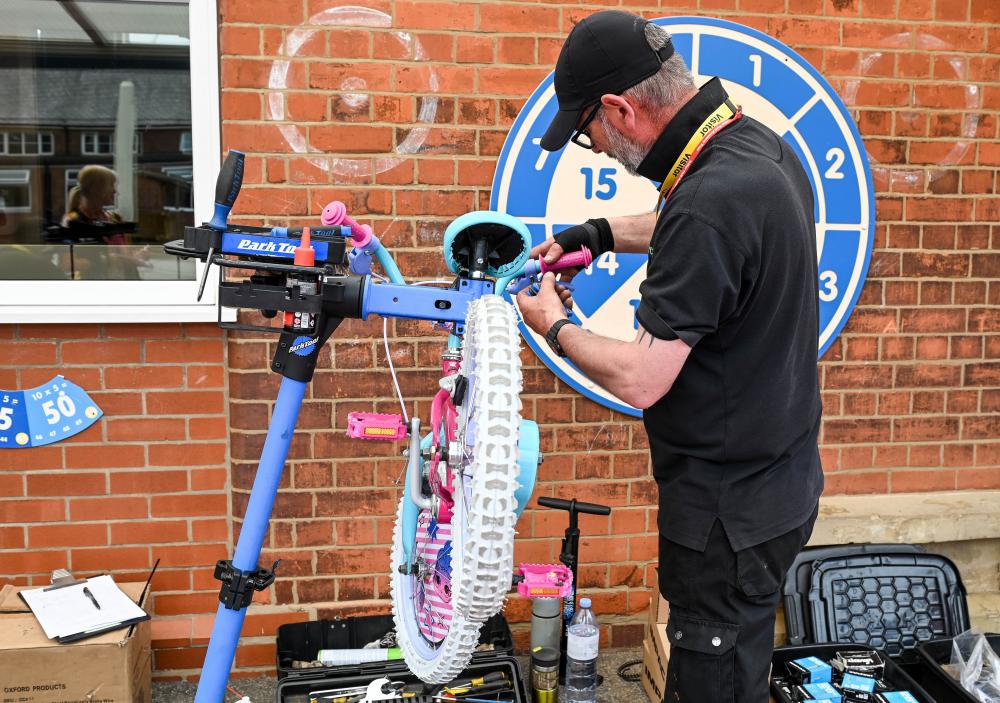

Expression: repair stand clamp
xmin=213 ymin=559 xmax=281 ymax=611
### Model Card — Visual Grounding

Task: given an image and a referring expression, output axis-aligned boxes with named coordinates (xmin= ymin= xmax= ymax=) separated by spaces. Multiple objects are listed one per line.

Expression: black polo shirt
xmin=634 ymin=77 xmax=824 ymax=553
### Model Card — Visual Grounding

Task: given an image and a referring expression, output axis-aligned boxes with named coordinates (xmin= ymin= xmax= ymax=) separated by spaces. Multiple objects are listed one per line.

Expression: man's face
xmin=573 ymin=100 xmax=650 ymax=177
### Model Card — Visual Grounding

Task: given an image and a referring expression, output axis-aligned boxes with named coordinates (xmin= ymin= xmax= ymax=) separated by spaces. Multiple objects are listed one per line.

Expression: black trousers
xmin=659 ymin=507 xmax=818 ymax=703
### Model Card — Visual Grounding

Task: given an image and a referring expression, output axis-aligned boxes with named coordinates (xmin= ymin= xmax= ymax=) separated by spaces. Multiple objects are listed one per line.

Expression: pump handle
xmin=537 ymin=497 xmax=611 ymax=516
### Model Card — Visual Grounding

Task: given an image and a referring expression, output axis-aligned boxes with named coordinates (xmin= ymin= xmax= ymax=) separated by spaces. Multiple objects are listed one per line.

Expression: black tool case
xmin=807 ymin=552 xmax=969 ymax=664
xmin=915 ymin=634 xmax=1000 ymax=703
xmin=782 ymin=546 xmax=969 ymax=666
xmin=783 ymin=544 xmax=927 ymax=646
xmin=275 ymin=613 xmax=526 ymax=702
xmin=771 ymin=643 xmax=936 ymax=703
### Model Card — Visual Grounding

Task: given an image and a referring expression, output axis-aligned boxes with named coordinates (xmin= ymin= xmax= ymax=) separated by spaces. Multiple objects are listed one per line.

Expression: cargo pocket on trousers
xmin=736 ymin=509 xmax=817 ymax=599
xmin=665 ymin=613 xmax=738 ymax=703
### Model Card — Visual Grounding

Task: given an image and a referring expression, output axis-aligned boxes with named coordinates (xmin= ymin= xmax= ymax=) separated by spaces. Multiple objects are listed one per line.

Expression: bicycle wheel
xmin=391 ymin=295 xmax=523 ymax=682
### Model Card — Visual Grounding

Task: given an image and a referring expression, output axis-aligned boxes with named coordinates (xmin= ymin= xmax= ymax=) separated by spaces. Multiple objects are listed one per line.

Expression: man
xmin=516 ymin=10 xmax=824 ymax=703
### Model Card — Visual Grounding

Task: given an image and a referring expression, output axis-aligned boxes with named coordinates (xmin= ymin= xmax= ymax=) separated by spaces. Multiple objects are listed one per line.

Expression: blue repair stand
xmin=195 ymin=378 xmax=306 ymax=702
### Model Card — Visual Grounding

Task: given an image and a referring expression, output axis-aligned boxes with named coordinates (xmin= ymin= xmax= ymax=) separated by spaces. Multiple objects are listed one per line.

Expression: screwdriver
xmin=442 ymin=671 xmax=509 ymax=695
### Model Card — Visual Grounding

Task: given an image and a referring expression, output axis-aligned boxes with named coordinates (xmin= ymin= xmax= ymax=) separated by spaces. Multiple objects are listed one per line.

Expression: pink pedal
xmin=517 ymin=564 xmax=573 ymax=599
xmin=347 ymin=412 xmax=407 ymax=441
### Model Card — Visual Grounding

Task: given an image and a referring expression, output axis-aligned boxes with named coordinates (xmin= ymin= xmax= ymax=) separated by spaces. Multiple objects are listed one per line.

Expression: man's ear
xmin=599 ymin=93 xmax=638 ymax=132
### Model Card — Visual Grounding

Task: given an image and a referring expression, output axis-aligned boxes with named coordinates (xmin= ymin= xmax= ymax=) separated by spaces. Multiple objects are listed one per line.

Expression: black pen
xmin=82 ymin=586 xmax=101 ymax=610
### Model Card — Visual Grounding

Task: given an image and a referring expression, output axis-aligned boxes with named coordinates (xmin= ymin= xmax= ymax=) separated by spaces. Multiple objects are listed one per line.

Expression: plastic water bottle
xmin=566 ymin=597 xmax=599 ymax=703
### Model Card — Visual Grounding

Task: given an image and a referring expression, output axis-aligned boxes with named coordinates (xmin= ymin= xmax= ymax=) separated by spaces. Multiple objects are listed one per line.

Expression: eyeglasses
xmin=570 ymin=104 xmax=601 ymax=149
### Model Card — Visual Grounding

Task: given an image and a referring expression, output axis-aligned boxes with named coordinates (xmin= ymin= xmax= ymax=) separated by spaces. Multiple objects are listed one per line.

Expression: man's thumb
xmin=544 ymin=244 xmax=563 ymax=264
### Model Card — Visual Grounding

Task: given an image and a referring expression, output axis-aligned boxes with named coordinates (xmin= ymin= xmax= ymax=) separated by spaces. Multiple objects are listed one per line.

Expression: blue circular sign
xmin=492 ymin=16 xmax=875 ymax=417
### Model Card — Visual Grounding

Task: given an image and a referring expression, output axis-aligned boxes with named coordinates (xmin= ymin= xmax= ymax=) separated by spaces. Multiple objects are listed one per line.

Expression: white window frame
xmin=81 ymin=132 xmax=140 ymax=155
xmin=81 ymin=131 xmax=112 ymax=155
xmin=1 ymin=0 xmax=225 ymax=323
xmin=1 ymin=132 xmax=55 ymax=156
xmin=0 ymin=169 xmax=32 ymax=212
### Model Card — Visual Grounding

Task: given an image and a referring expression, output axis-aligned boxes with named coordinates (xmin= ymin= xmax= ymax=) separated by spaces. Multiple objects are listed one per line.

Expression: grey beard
xmin=597 ymin=110 xmax=650 ymax=176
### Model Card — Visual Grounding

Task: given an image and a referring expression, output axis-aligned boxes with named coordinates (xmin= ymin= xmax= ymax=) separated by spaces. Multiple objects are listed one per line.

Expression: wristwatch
xmin=545 ymin=318 xmax=574 ymax=358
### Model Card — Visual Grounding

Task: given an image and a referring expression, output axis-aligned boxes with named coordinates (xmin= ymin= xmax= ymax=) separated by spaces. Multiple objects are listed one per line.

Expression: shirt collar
xmin=636 ymin=77 xmax=731 ymax=182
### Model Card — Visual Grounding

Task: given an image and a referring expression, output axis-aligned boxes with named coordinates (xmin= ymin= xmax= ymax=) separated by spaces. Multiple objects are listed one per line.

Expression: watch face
xmin=495 ymin=16 xmax=874 ymax=417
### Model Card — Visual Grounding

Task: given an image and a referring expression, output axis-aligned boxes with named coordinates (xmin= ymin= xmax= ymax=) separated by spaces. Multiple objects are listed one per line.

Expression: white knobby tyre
xmin=391 ymin=295 xmax=523 ymax=682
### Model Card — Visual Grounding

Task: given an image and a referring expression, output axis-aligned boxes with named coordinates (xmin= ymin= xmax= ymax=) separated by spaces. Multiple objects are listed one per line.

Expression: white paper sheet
xmin=19 ymin=574 xmax=148 ymax=640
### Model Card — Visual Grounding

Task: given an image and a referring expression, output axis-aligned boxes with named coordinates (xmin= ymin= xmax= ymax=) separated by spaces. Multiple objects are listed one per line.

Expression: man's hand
xmin=516 ymin=272 xmax=572 ymax=336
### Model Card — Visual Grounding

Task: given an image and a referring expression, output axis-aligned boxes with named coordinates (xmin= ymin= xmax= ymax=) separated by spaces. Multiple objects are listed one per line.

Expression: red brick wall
xmin=2 ymin=0 xmax=998 ymax=682
xmin=0 ymin=323 xmax=234 ymax=675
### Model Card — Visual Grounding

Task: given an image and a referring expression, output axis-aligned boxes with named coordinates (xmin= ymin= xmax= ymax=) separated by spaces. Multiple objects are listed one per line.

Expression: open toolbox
xmin=782 ymin=546 xmax=969 ymax=666
xmin=275 ymin=613 xmax=524 ymax=703
xmin=783 ymin=544 xmax=927 ymax=647
xmin=771 ymin=643 xmax=936 ymax=703
xmin=275 ymin=656 xmax=526 ymax=703
xmin=915 ymin=634 xmax=1000 ymax=703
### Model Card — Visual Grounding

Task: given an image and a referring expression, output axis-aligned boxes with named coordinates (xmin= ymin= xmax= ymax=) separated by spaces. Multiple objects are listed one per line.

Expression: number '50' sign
xmin=492 ymin=16 xmax=874 ymax=417
xmin=0 ymin=376 xmax=102 ymax=448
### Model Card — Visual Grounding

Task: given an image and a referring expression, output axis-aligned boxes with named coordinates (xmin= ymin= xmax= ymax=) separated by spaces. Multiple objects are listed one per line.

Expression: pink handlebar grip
xmin=539 ymin=247 xmax=593 ymax=274
xmin=321 ymin=200 xmax=372 ymax=246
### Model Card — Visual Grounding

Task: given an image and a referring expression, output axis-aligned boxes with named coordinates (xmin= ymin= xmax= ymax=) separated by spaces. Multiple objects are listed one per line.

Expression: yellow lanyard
xmin=654 ymin=101 xmax=737 ymax=214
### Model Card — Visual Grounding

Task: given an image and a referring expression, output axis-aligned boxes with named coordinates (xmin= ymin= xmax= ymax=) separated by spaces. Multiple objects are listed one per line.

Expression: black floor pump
xmin=536 ymin=496 xmax=612 ymax=684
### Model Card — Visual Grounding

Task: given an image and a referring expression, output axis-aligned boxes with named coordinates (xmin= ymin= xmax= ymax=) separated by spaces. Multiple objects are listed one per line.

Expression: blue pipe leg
xmin=195 ymin=377 xmax=308 ymax=703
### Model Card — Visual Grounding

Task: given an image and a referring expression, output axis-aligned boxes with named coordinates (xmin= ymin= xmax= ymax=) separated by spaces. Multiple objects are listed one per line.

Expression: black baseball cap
xmin=540 ymin=10 xmax=674 ymax=151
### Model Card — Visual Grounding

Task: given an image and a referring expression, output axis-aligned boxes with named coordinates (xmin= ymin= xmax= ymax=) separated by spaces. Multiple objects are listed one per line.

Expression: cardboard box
xmin=642 ymin=594 xmax=670 ymax=702
xmin=0 ymin=582 xmax=152 ymax=703
xmin=641 ymin=638 xmax=665 ymax=703
xmin=645 ymin=611 xmax=670 ymax=678
xmin=648 ymin=591 xmax=670 ymax=626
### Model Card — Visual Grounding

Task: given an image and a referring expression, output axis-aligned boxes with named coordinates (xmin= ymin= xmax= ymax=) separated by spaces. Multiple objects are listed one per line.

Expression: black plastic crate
xmin=771 ymin=643 xmax=935 ymax=703
xmin=275 ymin=655 xmax=526 ymax=703
xmin=784 ymin=544 xmax=926 ymax=646
xmin=807 ymin=553 xmax=969 ymax=662
xmin=916 ymin=634 xmax=1000 ymax=703
xmin=276 ymin=612 xmax=514 ymax=681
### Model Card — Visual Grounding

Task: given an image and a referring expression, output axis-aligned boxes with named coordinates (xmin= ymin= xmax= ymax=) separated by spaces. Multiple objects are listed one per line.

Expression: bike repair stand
xmin=196 ymin=316 xmax=343 ymax=702
xmin=192 ymin=157 xmax=349 ymax=702
xmin=536 ymin=497 xmax=611 ymax=686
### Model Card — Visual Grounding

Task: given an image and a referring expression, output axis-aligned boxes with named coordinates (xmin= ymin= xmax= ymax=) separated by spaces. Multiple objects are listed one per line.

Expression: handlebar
xmin=537 ymin=496 xmax=611 ymax=516
xmin=519 ymin=247 xmax=592 ymax=280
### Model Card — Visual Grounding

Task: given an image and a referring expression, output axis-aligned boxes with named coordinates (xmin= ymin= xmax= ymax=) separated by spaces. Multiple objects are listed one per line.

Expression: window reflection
xmin=0 ymin=0 xmax=195 ymax=281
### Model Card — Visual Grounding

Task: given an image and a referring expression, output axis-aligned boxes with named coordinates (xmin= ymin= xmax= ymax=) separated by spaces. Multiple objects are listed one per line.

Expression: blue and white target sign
xmin=493 ymin=16 xmax=875 ymax=417
xmin=0 ymin=376 xmax=102 ymax=448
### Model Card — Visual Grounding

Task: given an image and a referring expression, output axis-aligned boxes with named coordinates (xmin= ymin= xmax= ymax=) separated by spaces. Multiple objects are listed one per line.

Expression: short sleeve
xmin=636 ymin=212 xmax=745 ymax=347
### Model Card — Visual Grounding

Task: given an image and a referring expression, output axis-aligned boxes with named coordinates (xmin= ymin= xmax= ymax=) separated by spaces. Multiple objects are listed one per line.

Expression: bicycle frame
xmin=166 ymin=151 xmax=572 ymax=702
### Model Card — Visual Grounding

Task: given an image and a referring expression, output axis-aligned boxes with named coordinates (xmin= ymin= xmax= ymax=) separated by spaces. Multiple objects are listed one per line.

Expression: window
xmin=0 ymin=0 xmax=222 ymax=322
xmin=1 ymin=133 xmax=55 ymax=156
xmin=81 ymin=132 xmax=113 ymax=155
xmin=81 ymin=132 xmax=141 ymax=155
xmin=162 ymin=165 xmax=194 ymax=212
xmin=0 ymin=170 xmax=31 ymax=211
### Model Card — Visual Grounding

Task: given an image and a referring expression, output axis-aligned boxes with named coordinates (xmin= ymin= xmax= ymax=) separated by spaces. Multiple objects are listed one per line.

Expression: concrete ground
xmin=153 ymin=646 xmax=646 ymax=702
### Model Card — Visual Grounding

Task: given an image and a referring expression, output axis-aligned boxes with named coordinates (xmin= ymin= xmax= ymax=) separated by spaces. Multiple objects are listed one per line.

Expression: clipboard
xmin=18 ymin=571 xmax=151 ymax=644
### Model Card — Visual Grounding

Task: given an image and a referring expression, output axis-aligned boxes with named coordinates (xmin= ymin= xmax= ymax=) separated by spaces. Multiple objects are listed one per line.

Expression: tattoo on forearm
xmin=638 ymin=330 xmax=655 ymax=348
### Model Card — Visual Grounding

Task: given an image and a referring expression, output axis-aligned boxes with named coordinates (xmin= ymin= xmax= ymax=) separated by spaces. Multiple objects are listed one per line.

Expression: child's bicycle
xmin=165 ymin=151 xmax=586 ymax=701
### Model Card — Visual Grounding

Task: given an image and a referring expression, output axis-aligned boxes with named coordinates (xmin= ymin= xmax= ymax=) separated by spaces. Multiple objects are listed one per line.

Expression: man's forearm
xmin=608 ymin=212 xmax=656 ymax=254
xmin=556 ymin=323 xmax=644 ymax=406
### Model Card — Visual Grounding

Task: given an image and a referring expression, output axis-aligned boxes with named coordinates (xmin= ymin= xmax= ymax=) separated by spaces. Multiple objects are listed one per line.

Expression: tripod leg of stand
xmin=195 ymin=377 xmax=308 ymax=703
